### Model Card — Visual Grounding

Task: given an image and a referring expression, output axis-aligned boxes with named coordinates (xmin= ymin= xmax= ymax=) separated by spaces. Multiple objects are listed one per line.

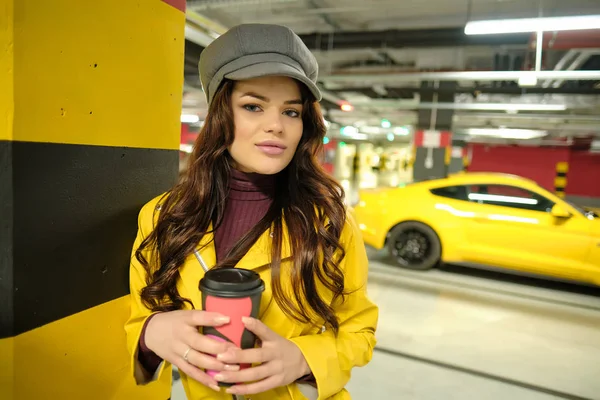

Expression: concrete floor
xmin=172 ymin=249 xmax=600 ymax=400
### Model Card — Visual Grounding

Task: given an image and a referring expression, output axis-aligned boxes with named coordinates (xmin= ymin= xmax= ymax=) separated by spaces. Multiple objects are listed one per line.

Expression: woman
xmin=125 ymin=23 xmax=378 ymax=400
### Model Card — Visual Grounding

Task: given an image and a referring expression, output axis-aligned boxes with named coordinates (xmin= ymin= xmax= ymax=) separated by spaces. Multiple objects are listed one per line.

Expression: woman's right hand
xmin=144 ymin=310 xmax=239 ymax=391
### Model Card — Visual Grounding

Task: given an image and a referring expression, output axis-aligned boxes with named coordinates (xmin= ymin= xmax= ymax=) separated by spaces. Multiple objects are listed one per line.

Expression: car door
xmin=584 ymin=216 xmax=600 ymax=283
xmin=463 ymin=184 xmax=593 ymax=282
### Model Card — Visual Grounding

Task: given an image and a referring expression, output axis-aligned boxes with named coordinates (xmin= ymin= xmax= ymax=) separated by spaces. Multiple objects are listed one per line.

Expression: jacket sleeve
xmin=289 ymin=212 xmax=379 ymax=399
xmin=124 ymin=198 xmax=172 ymax=385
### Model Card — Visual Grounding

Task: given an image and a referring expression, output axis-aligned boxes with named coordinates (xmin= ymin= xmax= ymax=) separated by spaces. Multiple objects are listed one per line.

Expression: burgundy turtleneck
xmin=214 ymin=168 xmax=275 ymax=262
xmin=137 ymin=169 xmax=275 ymax=374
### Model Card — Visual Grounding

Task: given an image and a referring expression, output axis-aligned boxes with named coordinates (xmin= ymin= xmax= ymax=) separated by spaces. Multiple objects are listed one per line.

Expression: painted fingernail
xmin=210 ymin=384 xmax=220 ymax=392
xmin=224 ymin=364 xmax=240 ymax=371
xmin=215 ymin=316 xmax=230 ymax=324
xmin=214 ymin=373 xmax=225 ymax=381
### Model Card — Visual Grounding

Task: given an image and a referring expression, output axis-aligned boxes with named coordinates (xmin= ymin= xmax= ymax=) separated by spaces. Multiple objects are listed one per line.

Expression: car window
xmin=430 ymin=185 xmax=469 ymax=200
xmin=566 ymin=201 xmax=598 ymax=219
xmin=467 ymin=184 xmax=555 ymax=212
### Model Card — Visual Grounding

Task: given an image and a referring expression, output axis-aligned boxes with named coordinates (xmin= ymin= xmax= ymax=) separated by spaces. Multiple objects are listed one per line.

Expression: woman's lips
xmin=256 ymin=144 xmax=285 ymax=155
xmin=255 ymin=140 xmax=286 ymax=155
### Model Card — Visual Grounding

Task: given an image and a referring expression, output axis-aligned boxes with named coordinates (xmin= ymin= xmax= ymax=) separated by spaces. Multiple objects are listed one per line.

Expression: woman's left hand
xmin=213 ymin=317 xmax=311 ymax=395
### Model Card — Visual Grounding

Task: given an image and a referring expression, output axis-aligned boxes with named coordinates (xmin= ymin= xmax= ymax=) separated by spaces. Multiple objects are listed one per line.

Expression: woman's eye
xmin=284 ymin=109 xmax=300 ymax=118
xmin=243 ymin=104 xmax=262 ymax=112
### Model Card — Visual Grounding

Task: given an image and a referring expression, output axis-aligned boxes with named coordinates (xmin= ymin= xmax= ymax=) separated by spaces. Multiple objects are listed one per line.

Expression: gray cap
xmin=199 ymin=23 xmax=321 ymax=106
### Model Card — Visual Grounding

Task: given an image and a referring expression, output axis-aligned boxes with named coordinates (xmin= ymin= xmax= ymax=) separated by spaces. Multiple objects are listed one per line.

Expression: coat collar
xmin=179 ymin=220 xmax=293 ymax=305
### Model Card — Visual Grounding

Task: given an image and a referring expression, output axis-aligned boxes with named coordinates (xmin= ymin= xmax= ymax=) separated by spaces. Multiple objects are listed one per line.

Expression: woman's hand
xmin=144 ymin=310 xmax=240 ymax=391
xmin=213 ymin=317 xmax=311 ymax=396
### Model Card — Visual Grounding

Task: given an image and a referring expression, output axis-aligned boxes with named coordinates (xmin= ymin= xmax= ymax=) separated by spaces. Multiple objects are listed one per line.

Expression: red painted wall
xmin=467 ymin=144 xmax=600 ymax=198
xmin=320 ymin=139 xmax=337 ymax=175
xmin=467 ymin=144 xmax=569 ymax=192
xmin=567 ymin=151 xmax=600 ymax=197
xmin=180 ymin=123 xmax=198 ymax=145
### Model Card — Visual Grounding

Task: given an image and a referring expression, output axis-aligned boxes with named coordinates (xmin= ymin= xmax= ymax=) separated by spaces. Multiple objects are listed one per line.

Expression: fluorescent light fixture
xmin=465 ymin=128 xmax=547 ymax=140
xmin=468 ymin=193 xmax=538 ymax=205
xmin=181 ymin=114 xmax=200 ymax=124
xmin=465 ymin=15 xmax=600 ymax=35
xmin=341 ymin=126 xmax=359 ymax=136
xmin=394 ymin=126 xmax=410 ymax=135
xmin=347 ymin=125 xmax=412 ymax=135
xmin=347 ymin=133 xmax=369 ymax=140
xmin=360 ymin=126 xmax=383 ymax=134
xmin=518 ymin=75 xmax=538 ymax=87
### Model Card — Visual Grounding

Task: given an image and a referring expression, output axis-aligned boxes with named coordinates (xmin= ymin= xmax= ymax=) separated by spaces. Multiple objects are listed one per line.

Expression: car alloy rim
xmin=393 ymin=229 xmax=430 ymax=266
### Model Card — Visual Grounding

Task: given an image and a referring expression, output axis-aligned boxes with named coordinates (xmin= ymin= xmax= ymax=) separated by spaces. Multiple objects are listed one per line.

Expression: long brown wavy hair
xmin=136 ymin=79 xmax=348 ymax=333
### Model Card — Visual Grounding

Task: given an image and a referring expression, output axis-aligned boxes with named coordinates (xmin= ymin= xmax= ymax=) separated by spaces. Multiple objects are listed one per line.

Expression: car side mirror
xmin=551 ymin=204 xmax=571 ymax=219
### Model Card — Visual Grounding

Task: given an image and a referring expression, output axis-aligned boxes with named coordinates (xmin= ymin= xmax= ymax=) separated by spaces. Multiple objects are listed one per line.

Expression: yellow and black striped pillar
xmin=1 ymin=0 xmax=185 ymax=398
xmin=555 ymin=161 xmax=569 ymax=198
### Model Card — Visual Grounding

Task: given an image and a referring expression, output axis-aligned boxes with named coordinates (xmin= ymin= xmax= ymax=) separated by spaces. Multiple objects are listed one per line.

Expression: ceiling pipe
xmin=299 ymin=27 xmax=530 ymax=50
xmin=184 ymin=10 xmax=227 ymax=47
xmin=185 ymin=9 xmax=228 ymax=35
xmin=185 ymin=25 xmax=216 ymax=47
xmin=453 ymin=113 xmax=600 ymax=122
xmin=454 ymin=123 xmax=600 ymax=133
xmin=550 ymin=50 xmax=600 ymax=88
xmin=187 ymin=0 xmax=296 ymax=9
xmin=341 ymin=98 xmax=575 ymax=111
xmin=541 ymin=49 xmax=578 ymax=88
xmin=319 ymin=70 xmax=600 ymax=83
xmin=328 ymin=85 xmax=600 ymax=96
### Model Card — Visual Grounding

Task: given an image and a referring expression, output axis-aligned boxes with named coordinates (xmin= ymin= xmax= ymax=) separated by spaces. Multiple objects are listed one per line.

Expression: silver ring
xmin=183 ymin=347 xmax=191 ymax=362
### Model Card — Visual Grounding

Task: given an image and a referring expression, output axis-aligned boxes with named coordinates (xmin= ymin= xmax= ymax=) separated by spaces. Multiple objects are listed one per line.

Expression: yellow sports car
xmin=354 ymin=172 xmax=600 ymax=286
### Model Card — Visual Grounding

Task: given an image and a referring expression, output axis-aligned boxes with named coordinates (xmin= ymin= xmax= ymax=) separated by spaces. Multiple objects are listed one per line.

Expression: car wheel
xmin=387 ymin=222 xmax=441 ymax=271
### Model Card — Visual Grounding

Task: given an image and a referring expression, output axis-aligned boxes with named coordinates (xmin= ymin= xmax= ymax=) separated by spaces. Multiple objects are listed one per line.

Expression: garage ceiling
xmin=181 ymin=0 xmax=600 ymax=145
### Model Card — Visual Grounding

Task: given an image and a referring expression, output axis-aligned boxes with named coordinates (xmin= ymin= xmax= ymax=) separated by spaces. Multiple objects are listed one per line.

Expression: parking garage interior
xmin=2 ymin=1 xmax=600 ymax=399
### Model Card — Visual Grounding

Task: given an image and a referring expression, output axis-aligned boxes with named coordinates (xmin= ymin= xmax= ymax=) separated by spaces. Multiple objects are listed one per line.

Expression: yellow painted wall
xmin=0 ymin=0 xmax=14 ymax=141
xmin=11 ymin=297 xmax=171 ymax=400
xmin=13 ymin=0 xmax=183 ymax=149
xmin=0 ymin=338 xmax=14 ymax=400
xmin=3 ymin=0 xmax=185 ymax=398
xmin=0 ymin=2 xmax=14 ymax=399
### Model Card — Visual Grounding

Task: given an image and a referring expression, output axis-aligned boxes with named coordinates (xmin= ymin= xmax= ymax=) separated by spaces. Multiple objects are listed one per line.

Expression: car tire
xmin=387 ymin=222 xmax=441 ymax=271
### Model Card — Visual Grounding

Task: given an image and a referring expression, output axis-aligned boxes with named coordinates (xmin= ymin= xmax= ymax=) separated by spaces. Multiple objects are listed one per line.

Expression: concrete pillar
xmin=0 ymin=0 xmax=185 ymax=398
xmin=0 ymin=4 xmax=15 ymax=399
xmin=448 ymin=139 xmax=470 ymax=174
xmin=412 ymin=81 xmax=456 ymax=182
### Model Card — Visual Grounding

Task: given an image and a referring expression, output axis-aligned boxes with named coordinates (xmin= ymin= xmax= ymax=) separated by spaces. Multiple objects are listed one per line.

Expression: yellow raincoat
xmin=125 ymin=194 xmax=378 ymax=399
